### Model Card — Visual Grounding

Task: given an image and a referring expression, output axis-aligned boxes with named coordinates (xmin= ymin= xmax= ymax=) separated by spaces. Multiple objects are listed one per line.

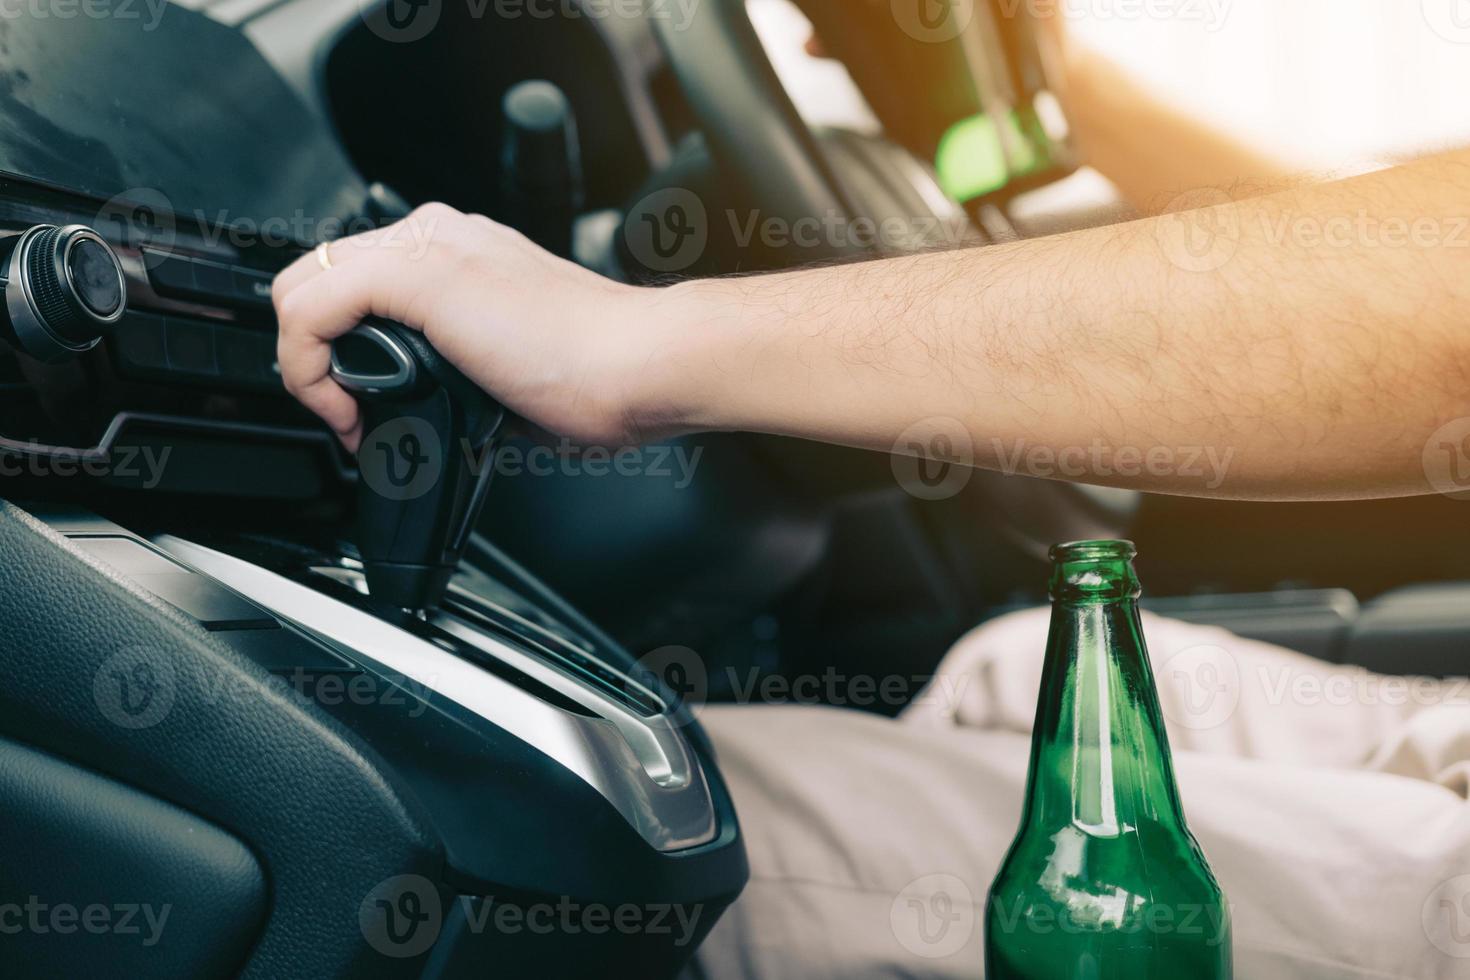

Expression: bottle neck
xmin=1022 ymin=593 xmax=1188 ymax=837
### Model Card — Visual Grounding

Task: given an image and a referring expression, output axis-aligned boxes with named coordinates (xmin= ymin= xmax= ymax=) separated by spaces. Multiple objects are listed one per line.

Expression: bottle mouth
xmin=1048 ymin=540 xmax=1140 ymax=602
xmin=1049 ymin=539 xmax=1137 ymax=563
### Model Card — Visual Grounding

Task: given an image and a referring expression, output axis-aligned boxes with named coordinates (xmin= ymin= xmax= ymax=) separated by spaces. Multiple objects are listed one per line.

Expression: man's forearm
xmin=647 ymin=151 xmax=1470 ymax=501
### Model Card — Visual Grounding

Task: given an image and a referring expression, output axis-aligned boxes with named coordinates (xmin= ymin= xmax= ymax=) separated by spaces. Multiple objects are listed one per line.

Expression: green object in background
xmin=935 ymin=109 xmax=1050 ymax=202
xmin=984 ymin=540 xmax=1232 ymax=979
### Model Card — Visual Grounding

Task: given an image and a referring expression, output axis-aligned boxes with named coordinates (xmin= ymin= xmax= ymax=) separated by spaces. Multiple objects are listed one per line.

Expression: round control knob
xmin=0 ymin=224 xmax=126 ymax=362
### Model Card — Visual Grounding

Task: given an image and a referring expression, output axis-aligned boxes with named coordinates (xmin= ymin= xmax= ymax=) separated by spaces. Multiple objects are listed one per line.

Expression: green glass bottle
xmin=984 ymin=540 xmax=1231 ymax=978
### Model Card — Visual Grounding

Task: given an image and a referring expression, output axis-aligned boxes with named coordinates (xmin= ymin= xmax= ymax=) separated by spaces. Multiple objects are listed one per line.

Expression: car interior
xmin=3 ymin=0 xmax=1470 ymax=976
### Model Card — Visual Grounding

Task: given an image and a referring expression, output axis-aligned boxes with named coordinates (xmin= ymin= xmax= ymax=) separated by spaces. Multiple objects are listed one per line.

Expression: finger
xmin=275 ymin=248 xmax=444 ymax=448
xmin=274 ymin=320 xmax=361 ymax=450
xmin=271 ymin=244 xmax=331 ymax=306
xmin=271 ymin=204 xmax=460 ymax=306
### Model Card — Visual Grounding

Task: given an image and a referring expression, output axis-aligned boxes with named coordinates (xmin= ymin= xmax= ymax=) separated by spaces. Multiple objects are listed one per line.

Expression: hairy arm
xmin=642 ymin=152 xmax=1470 ymax=500
xmin=273 ymin=151 xmax=1470 ymax=502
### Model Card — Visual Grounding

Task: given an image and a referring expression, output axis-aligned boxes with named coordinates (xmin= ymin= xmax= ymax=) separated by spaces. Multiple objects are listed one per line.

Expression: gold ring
xmin=315 ymin=241 xmax=334 ymax=271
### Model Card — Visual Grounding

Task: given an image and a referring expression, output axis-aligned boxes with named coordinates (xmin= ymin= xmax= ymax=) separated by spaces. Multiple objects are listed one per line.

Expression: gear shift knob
xmin=330 ymin=319 xmax=504 ymax=611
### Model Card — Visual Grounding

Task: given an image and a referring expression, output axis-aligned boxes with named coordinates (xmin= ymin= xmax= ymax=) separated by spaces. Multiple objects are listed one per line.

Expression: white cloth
xmin=689 ymin=609 xmax=1470 ymax=979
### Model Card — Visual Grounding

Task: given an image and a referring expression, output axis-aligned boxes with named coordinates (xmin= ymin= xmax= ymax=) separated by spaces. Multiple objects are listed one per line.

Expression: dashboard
xmin=0 ymin=0 xmax=685 ymax=505
xmin=0 ymin=1 xmax=363 ymax=228
xmin=0 ymin=1 xmax=374 ymax=499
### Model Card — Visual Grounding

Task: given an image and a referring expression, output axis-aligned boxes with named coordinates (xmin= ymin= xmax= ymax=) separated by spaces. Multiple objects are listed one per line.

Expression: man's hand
xmin=275 ymin=151 xmax=1470 ymax=502
xmin=272 ymin=203 xmax=668 ymax=452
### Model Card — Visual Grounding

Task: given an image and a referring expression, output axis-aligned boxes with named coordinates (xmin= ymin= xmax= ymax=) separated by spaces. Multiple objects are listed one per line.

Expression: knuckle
xmin=410 ymin=201 xmax=456 ymax=220
xmin=466 ymin=213 xmax=509 ymax=239
xmin=275 ymin=290 xmax=308 ymax=328
xmin=408 ymin=201 xmax=460 ymax=239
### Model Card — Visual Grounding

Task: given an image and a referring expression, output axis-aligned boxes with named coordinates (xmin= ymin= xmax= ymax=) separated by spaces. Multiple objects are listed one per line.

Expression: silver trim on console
xmin=154 ymin=535 xmax=719 ymax=852
xmin=0 ymin=411 xmax=356 ymax=476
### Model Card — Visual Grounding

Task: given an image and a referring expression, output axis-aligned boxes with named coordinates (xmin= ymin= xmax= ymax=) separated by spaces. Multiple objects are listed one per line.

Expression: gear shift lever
xmin=329 ymin=319 xmax=505 ymax=612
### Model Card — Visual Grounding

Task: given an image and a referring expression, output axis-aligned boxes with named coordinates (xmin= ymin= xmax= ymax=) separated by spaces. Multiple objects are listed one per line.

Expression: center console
xmin=6 ymin=504 xmax=745 ymax=978
xmin=1 ymin=497 xmax=746 ymax=978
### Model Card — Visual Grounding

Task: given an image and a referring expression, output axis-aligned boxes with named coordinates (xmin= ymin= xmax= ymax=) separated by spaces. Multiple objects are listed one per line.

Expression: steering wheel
xmin=650 ymin=2 xmax=1141 ymax=542
xmin=650 ymin=0 xmax=874 ymax=263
